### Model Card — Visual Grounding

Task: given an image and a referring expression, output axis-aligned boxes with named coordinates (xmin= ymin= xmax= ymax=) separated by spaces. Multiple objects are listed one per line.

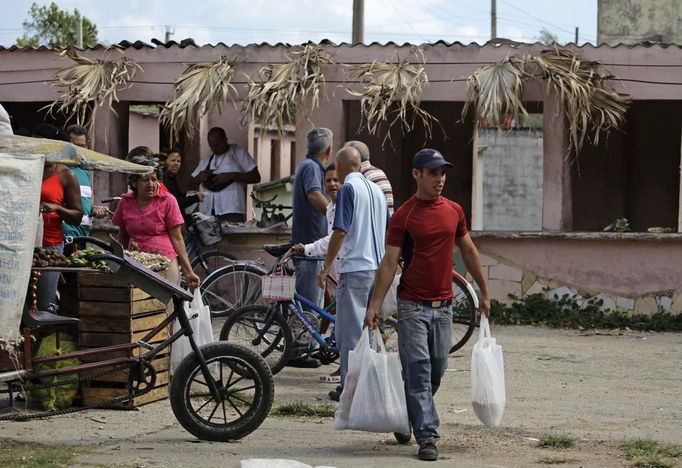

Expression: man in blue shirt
xmin=317 ymin=146 xmax=388 ymax=400
xmin=290 ymin=128 xmax=333 ymax=367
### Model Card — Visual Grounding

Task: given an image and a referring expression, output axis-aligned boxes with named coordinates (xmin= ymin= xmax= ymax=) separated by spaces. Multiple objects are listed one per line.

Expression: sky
xmin=0 ymin=0 xmax=598 ymax=47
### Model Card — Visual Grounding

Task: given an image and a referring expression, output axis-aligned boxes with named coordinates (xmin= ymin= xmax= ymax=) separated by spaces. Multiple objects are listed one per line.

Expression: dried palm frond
xmin=46 ymin=48 xmax=141 ymax=131
xmin=462 ymin=56 xmax=530 ymax=129
xmin=529 ymin=46 xmax=629 ymax=153
xmin=243 ymin=44 xmax=334 ymax=135
xmin=345 ymin=50 xmax=438 ymax=145
xmin=160 ymin=55 xmax=238 ymax=144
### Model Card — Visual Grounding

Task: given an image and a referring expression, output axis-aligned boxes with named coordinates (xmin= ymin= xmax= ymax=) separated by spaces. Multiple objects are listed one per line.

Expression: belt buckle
xmin=432 ymin=300 xmax=442 ymax=307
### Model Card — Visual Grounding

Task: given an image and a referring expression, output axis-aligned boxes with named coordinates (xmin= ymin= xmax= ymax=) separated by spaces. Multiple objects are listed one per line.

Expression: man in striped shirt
xmin=344 ymin=140 xmax=394 ymax=215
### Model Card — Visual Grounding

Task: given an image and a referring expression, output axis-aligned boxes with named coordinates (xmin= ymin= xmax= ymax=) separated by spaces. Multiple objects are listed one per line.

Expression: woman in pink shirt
xmin=112 ymin=156 xmax=200 ymax=290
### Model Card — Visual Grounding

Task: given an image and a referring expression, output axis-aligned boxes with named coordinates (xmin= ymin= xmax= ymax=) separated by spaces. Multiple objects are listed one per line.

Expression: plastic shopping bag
xmin=333 ymin=327 xmax=370 ymax=430
xmin=470 ymin=315 xmax=505 ymax=427
xmin=379 ymin=273 xmax=401 ymax=321
xmin=170 ymin=288 xmax=214 ymax=374
xmin=334 ymin=327 xmax=410 ymax=433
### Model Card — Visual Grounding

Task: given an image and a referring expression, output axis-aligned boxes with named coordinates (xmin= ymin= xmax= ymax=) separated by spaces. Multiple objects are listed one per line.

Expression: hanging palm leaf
xmin=345 ymin=50 xmax=438 ymax=145
xmin=243 ymin=44 xmax=333 ymax=135
xmin=530 ymin=46 xmax=629 ymax=153
xmin=159 ymin=55 xmax=239 ymax=144
xmin=46 ymin=48 xmax=141 ymax=131
xmin=462 ymin=56 xmax=530 ymax=129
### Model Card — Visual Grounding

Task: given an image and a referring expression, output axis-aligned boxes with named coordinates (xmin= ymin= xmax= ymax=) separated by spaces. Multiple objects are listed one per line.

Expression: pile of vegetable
xmin=28 ymin=333 xmax=80 ymax=411
xmin=125 ymin=250 xmax=170 ymax=272
xmin=32 ymin=248 xmax=67 ymax=267
xmin=65 ymin=247 xmax=109 ymax=271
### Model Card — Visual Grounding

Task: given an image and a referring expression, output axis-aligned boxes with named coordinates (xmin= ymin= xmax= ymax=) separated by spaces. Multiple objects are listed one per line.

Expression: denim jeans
xmin=336 ymin=270 xmax=376 ymax=383
xmin=397 ymin=299 xmax=453 ymax=445
xmin=294 ymin=258 xmax=323 ymax=309
xmin=36 ymin=243 xmax=64 ymax=311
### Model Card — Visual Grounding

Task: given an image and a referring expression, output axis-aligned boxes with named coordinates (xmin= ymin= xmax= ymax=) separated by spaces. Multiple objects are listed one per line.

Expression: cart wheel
xmin=170 ymin=342 xmax=274 ymax=442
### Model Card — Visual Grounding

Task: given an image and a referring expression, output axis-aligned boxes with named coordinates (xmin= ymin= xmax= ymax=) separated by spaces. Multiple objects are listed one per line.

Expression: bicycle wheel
xmin=219 ymin=304 xmax=293 ymax=375
xmin=201 ymin=263 xmax=268 ymax=318
xmin=450 ymin=274 xmax=478 ymax=353
xmin=170 ymin=342 xmax=274 ymax=442
xmin=191 ymin=250 xmax=236 ymax=282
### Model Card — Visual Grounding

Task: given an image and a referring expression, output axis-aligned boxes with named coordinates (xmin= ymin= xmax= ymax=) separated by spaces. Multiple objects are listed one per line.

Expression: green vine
xmin=490 ymin=293 xmax=682 ymax=332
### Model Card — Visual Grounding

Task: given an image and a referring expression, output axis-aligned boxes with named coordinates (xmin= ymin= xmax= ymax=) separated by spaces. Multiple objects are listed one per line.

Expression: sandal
xmin=319 ymin=374 xmax=341 ymax=383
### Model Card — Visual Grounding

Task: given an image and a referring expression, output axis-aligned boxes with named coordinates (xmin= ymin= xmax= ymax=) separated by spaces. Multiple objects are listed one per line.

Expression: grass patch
xmin=271 ymin=401 xmax=336 ymax=418
xmin=0 ymin=441 xmax=84 ymax=467
xmin=621 ymin=439 xmax=681 ymax=468
xmin=538 ymin=434 xmax=576 ymax=449
xmin=537 ymin=456 xmax=580 ymax=465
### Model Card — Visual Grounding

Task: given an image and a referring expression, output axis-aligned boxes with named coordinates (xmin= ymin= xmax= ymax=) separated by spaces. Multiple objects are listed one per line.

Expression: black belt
xmin=419 ymin=299 xmax=452 ymax=308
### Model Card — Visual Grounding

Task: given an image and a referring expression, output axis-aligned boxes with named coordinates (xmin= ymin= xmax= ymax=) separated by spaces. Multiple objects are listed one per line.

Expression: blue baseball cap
xmin=412 ymin=148 xmax=453 ymax=169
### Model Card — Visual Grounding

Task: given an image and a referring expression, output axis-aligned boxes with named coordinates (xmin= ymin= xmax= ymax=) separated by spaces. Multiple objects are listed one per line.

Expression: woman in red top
xmin=37 ymin=161 xmax=83 ymax=311
xmin=112 ymin=155 xmax=199 ymax=290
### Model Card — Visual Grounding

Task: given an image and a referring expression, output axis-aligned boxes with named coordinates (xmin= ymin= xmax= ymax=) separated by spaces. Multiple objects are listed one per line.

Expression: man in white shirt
xmin=190 ymin=127 xmax=261 ymax=223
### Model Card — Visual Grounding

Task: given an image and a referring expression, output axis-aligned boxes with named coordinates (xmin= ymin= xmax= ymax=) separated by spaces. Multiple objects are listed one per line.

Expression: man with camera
xmin=190 ymin=127 xmax=261 ymax=223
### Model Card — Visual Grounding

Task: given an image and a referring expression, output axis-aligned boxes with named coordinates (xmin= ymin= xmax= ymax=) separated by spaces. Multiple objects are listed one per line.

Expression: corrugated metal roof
xmin=1 ymin=38 xmax=680 ymax=52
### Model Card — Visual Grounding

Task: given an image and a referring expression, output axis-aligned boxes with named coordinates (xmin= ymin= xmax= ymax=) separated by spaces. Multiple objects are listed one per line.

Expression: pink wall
xmin=128 ymin=112 xmax=159 ymax=153
xmin=473 ymin=232 xmax=682 ymax=296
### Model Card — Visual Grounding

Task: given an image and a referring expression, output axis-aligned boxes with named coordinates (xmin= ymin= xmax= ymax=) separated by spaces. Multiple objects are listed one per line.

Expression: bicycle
xmin=203 ymin=242 xmax=480 ymax=354
xmin=218 ymin=247 xmax=338 ymax=375
xmin=0 ymin=237 xmax=273 ymax=441
xmin=101 ymin=197 xmax=235 ymax=282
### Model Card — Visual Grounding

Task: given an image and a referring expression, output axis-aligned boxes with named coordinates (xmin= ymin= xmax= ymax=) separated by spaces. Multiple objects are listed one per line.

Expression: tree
xmin=536 ymin=29 xmax=559 ymax=45
xmin=17 ymin=2 xmax=98 ymax=48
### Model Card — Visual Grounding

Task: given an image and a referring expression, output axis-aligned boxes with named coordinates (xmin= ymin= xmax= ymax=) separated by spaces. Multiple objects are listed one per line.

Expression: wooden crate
xmin=75 ymin=272 xmax=172 ymax=408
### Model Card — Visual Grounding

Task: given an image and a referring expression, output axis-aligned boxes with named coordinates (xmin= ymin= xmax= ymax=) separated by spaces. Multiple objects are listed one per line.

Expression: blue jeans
xmin=294 ymin=258 xmax=323 ymax=309
xmin=397 ymin=299 xmax=453 ymax=445
xmin=336 ymin=270 xmax=376 ymax=383
xmin=36 ymin=244 xmax=64 ymax=311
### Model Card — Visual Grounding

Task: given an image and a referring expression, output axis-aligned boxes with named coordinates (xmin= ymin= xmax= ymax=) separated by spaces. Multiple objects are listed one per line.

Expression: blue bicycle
xmin=218 ymin=246 xmax=338 ymax=375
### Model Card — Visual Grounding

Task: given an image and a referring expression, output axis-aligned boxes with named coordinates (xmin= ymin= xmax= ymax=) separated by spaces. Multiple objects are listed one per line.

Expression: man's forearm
xmin=461 ymin=249 xmax=489 ymax=297
xmin=367 ymin=258 xmax=399 ymax=311
xmin=323 ymin=230 xmax=345 ymax=270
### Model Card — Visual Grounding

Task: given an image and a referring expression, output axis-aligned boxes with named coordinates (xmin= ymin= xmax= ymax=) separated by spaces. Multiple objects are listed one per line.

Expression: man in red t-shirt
xmin=365 ymin=148 xmax=490 ymax=462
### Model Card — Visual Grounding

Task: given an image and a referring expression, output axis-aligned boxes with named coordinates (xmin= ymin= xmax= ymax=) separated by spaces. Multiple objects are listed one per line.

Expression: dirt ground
xmin=1 ymin=325 xmax=680 ymax=468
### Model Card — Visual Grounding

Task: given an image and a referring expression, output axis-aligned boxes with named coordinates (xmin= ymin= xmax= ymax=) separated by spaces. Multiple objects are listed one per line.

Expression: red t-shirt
xmin=387 ymin=195 xmax=468 ymax=301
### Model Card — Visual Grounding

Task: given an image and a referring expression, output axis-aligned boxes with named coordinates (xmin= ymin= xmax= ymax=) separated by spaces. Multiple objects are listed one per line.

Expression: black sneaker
xmin=418 ymin=442 xmax=438 ymax=461
xmin=328 ymin=384 xmax=343 ymax=401
xmin=394 ymin=431 xmax=412 ymax=444
xmin=286 ymin=356 xmax=321 ymax=368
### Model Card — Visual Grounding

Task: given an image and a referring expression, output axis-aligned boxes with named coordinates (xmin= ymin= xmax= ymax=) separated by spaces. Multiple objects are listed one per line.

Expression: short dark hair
xmin=324 ymin=163 xmax=336 ymax=174
xmin=208 ymin=127 xmax=227 ymax=140
xmin=32 ymin=122 xmax=66 ymax=141
xmin=126 ymin=146 xmax=153 ymax=161
xmin=65 ymin=124 xmax=87 ymax=136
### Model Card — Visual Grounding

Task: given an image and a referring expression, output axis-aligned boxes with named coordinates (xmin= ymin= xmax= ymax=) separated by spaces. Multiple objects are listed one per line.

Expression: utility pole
xmin=491 ymin=0 xmax=497 ymax=40
xmin=352 ymin=0 xmax=364 ymax=44
xmin=165 ymin=25 xmax=175 ymax=43
xmin=575 ymin=27 xmax=579 ymax=44
xmin=76 ymin=12 xmax=83 ymax=48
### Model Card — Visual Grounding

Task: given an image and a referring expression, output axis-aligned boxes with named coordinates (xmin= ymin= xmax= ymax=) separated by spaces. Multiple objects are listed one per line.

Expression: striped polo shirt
xmin=360 ymin=160 xmax=394 ymax=215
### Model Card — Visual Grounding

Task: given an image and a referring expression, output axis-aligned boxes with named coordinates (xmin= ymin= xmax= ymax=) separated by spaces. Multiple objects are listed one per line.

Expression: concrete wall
xmin=598 ymin=0 xmax=682 ymax=44
xmin=477 ymin=128 xmax=543 ymax=231
xmin=128 ymin=112 xmax=159 ymax=153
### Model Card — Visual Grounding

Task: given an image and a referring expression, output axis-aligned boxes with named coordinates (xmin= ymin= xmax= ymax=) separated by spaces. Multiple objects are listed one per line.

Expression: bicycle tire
xmin=219 ymin=304 xmax=293 ymax=375
xmin=450 ymin=274 xmax=478 ymax=353
xmin=191 ymin=250 xmax=236 ymax=282
xmin=201 ymin=263 xmax=268 ymax=318
xmin=170 ymin=342 xmax=274 ymax=442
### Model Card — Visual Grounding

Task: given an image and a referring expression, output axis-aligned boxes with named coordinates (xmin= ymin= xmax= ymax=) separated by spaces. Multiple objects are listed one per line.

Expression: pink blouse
xmin=112 ymin=191 xmax=184 ymax=259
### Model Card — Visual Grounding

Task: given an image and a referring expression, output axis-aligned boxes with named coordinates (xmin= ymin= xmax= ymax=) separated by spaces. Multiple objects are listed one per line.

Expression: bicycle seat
xmin=22 ymin=307 xmax=79 ymax=328
xmin=263 ymin=243 xmax=293 ymax=257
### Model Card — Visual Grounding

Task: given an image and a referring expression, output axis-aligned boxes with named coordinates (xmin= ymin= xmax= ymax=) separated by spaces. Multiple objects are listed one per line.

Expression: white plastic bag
xmin=379 ymin=273 xmax=401 ymax=320
xmin=470 ymin=315 xmax=505 ymax=427
xmin=334 ymin=327 xmax=410 ymax=433
xmin=170 ymin=288 xmax=214 ymax=374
